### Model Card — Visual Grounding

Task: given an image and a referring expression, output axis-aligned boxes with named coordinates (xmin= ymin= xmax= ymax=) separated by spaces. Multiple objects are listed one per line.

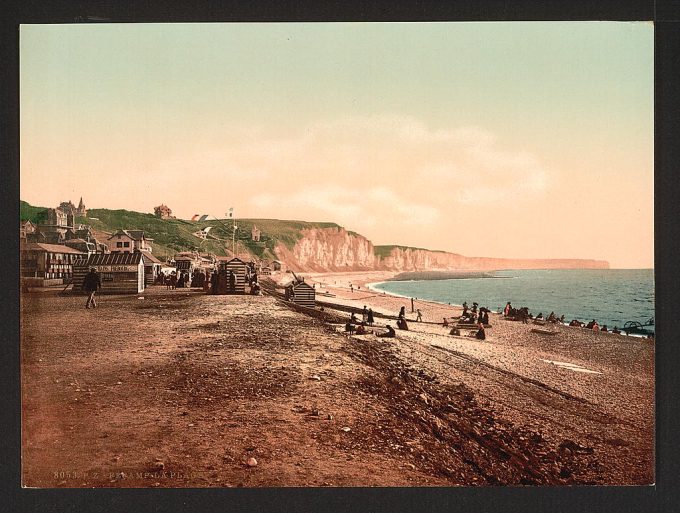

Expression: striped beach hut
xmin=73 ymin=252 xmax=145 ymax=294
xmin=285 ymin=280 xmax=316 ymax=308
xmin=222 ymin=257 xmax=247 ymax=294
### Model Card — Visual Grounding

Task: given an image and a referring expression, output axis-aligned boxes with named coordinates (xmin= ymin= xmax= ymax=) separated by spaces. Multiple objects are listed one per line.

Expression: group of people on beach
xmin=502 ymin=300 xmax=633 ymax=336
xmin=345 ymin=305 xmax=395 ymax=337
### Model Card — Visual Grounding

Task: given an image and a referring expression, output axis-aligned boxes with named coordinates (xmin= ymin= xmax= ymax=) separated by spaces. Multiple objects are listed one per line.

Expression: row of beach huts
xmin=20 ymin=198 xmax=314 ymax=305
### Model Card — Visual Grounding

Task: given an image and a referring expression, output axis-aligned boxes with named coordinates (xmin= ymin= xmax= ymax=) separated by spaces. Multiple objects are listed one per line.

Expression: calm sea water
xmin=372 ymin=269 xmax=655 ymax=331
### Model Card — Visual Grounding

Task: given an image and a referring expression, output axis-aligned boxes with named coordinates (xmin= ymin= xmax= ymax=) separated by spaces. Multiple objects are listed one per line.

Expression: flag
xmin=191 ymin=214 xmax=199 ymax=221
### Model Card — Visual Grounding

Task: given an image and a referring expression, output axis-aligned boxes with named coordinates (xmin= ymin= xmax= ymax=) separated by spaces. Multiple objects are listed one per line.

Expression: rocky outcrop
xmin=274 ymin=227 xmax=377 ymax=272
xmin=274 ymin=227 xmax=609 ymax=272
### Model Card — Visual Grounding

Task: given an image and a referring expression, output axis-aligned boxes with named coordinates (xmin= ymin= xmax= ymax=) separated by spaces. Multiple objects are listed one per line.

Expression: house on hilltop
xmin=154 ymin=204 xmax=173 ymax=219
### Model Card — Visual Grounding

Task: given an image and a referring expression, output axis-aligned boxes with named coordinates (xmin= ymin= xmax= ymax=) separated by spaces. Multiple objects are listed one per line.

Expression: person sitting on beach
xmin=547 ymin=312 xmax=556 ymax=323
xmin=592 ymin=321 xmax=600 ymax=333
xmin=535 ymin=312 xmax=544 ymax=321
xmin=355 ymin=323 xmax=372 ymax=335
xmin=350 ymin=312 xmax=358 ymax=323
xmin=377 ymin=325 xmax=396 ymax=338
xmin=601 ymin=325 xmax=608 ymax=332
xmin=480 ymin=309 xmax=489 ymax=326
xmin=462 ymin=303 xmax=469 ymax=317
xmin=586 ymin=319 xmax=596 ymax=329
xmin=472 ymin=302 xmax=478 ymax=314
xmin=569 ymin=319 xmax=581 ymax=327
xmin=442 ymin=318 xmax=449 ymax=327
xmin=449 ymin=327 xmax=461 ymax=336
xmin=475 ymin=323 xmax=486 ymax=341
xmin=504 ymin=302 xmax=512 ymax=317
xmin=612 ymin=326 xmax=621 ymax=334
xmin=396 ymin=317 xmax=409 ymax=330
xmin=416 ymin=309 xmax=423 ymax=322
xmin=345 ymin=322 xmax=356 ymax=333
xmin=399 ymin=306 xmax=406 ymax=319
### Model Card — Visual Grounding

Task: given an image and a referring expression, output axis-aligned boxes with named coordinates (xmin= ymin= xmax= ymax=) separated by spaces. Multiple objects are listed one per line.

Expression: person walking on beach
xmin=475 ymin=322 xmax=486 ymax=341
xmin=367 ymin=308 xmax=374 ymax=326
xmin=362 ymin=306 xmax=368 ymax=323
xmin=82 ymin=267 xmax=101 ymax=309
xmin=416 ymin=309 xmax=423 ymax=322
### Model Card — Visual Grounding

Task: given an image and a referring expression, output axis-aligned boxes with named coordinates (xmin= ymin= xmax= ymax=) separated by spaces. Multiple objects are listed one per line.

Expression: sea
xmin=371 ymin=269 xmax=655 ymax=332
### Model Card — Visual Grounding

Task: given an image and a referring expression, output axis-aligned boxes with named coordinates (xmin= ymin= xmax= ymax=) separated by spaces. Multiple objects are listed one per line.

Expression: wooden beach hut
xmin=73 ymin=252 xmax=145 ymax=294
xmin=285 ymin=280 xmax=316 ymax=308
xmin=220 ymin=257 xmax=247 ymax=294
xmin=141 ymin=251 xmax=163 ymax=286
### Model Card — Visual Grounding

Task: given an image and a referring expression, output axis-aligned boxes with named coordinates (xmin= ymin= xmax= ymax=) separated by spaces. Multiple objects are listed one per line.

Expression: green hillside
xmin=20 ymin=201 xmax=347 ymax=261
xmin=20 ymin=201 xmax=50 ymax=224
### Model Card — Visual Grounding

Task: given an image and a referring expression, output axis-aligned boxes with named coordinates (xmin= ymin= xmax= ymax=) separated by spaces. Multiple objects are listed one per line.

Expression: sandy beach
xmin=21 ymin=271 xmax=654 ymax=487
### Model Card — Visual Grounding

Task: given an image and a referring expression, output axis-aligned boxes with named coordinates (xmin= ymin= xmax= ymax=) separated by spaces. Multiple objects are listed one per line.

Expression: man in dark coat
xmin=82 ymin=267 xmax=101 ymax=309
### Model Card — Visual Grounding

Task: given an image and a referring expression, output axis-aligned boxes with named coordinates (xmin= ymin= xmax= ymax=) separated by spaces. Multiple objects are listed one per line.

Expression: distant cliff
xmin=21 ymin=200 xmax=609 ymax=270
xmin=275 ymin=227 xmax=609 ymax=272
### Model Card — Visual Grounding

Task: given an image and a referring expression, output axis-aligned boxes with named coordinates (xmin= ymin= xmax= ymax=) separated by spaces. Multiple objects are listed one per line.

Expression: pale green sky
xmin=20 ymin=22 xmax=654 ymax=268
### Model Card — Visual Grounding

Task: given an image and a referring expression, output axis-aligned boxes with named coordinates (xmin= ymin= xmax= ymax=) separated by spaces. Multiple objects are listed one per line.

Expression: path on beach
xmin=21 ymin=280 xmax=654 ymax=487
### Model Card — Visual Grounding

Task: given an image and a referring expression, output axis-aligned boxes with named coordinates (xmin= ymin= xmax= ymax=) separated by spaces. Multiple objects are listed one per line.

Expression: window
xmin=123 ymin=242 xmax=130 ymax=248
xmin=117 ymin=242 xmax=123 ymax=248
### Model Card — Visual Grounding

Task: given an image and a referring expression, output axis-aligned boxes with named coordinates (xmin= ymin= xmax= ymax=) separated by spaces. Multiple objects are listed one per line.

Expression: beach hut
xmin=285 ymin=280 xmax=316 ymax=308
xmin=222 ymin=257 xmax=247 ymax=294
xmin=73 ymin=252 xmax=145 ymax=294
xmin=141 ymin=251 xmax=163 ymax=286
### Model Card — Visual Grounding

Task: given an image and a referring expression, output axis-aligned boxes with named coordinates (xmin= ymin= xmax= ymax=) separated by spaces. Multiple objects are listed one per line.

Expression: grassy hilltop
xmin=20 ymin=201 xmax=347 ymax=261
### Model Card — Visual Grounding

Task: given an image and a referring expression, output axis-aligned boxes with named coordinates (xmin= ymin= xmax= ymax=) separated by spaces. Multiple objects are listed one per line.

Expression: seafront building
xmin=20 ymin=242 xmax=87 ymax=286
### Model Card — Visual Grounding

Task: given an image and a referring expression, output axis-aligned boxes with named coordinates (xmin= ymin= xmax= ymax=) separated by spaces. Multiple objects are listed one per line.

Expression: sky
xmin=20 ymin=22 xmax=654 ymax=268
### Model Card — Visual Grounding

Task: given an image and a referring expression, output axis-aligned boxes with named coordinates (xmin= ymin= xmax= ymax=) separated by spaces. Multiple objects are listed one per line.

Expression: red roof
xmin=21 ymin=243 xmax=87 ymax=255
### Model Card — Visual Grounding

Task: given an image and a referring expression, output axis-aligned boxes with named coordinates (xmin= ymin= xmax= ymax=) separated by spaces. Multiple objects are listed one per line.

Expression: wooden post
xmin=411 ymin=297 xmax=414 ymax=313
